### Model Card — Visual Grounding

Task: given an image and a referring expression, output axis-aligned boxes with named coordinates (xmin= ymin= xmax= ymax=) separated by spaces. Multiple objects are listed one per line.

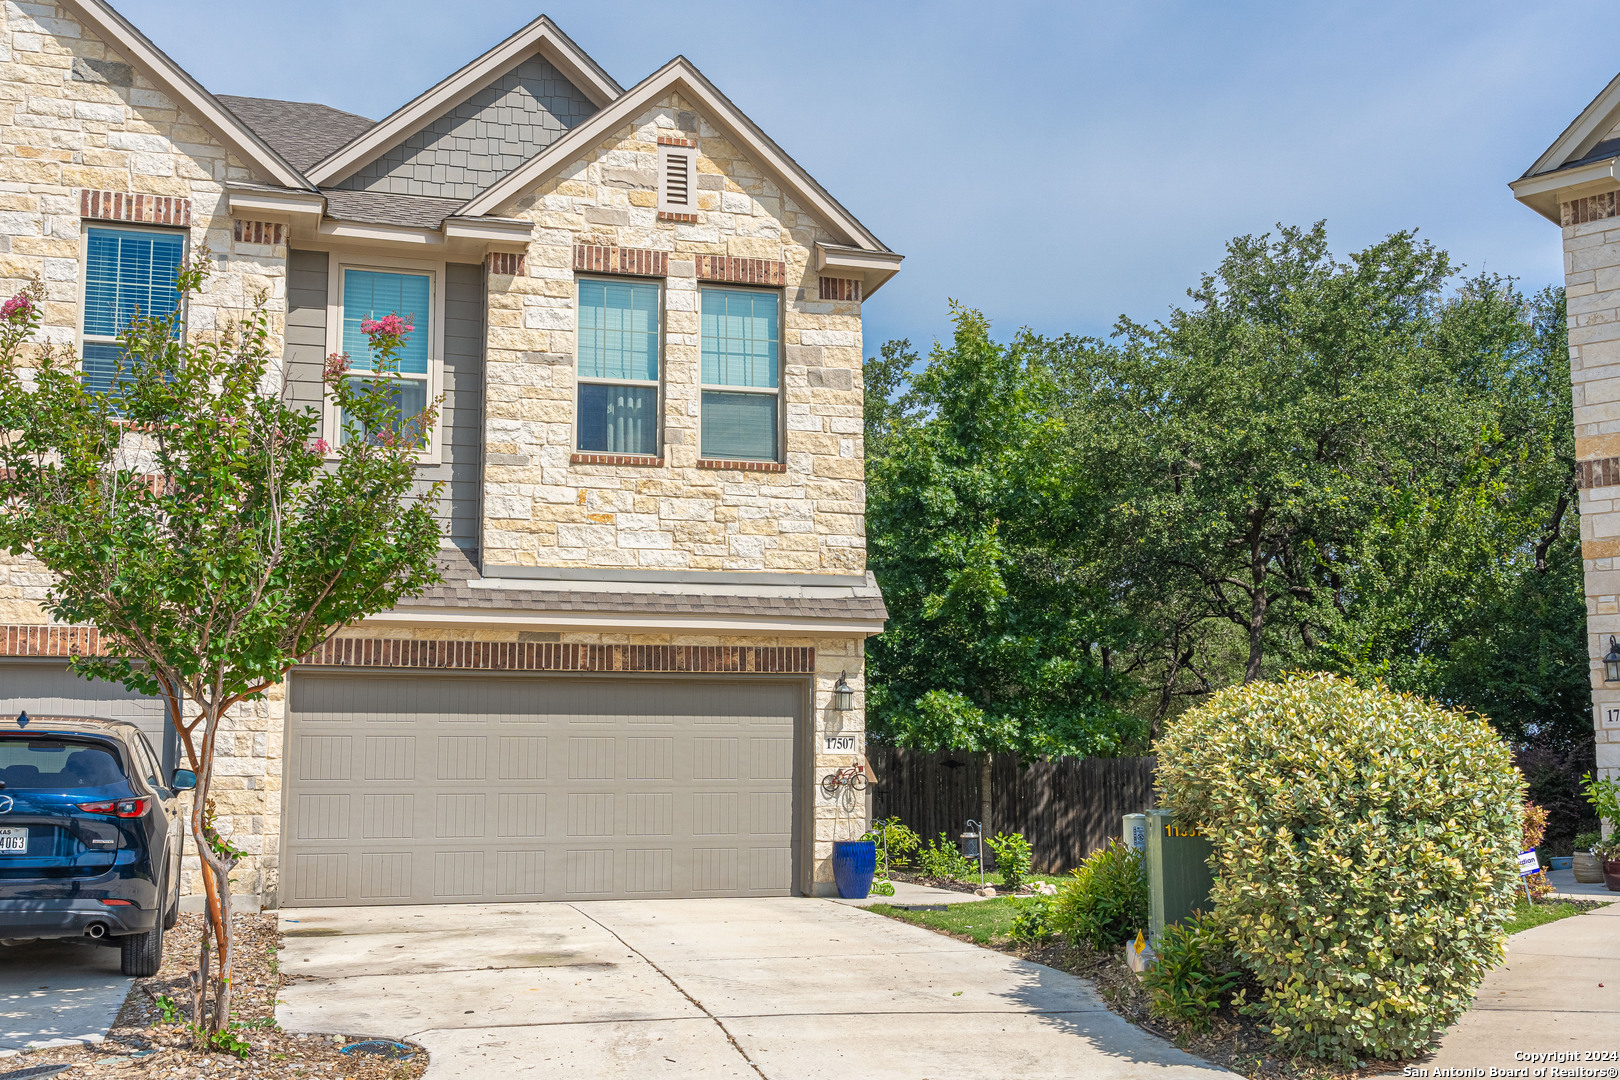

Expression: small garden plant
xmin=917 ymin=832 xmax=976 ymax=880
xmin=1140 ymin=912 xmax=1241 ymax=1031
xmin=986 ymin=831 xmax=1034 ymax=891
xmin=1050 ymin=839 xmax=1147 ymax=951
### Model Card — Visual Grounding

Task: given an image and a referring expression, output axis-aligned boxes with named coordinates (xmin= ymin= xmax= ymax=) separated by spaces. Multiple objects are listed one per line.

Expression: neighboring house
xmin=1514 ymin=76 xmax=1620 ymax=787
xmin=0 ymin=1 xmax=901 ymax=904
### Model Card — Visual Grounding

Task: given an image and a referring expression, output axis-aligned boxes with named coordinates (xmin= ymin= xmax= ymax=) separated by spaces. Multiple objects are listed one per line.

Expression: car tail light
xmin=98 ymin=898 xmax=133 ymax=906
xmin=76 ymin=798 xmax=148 ymax=818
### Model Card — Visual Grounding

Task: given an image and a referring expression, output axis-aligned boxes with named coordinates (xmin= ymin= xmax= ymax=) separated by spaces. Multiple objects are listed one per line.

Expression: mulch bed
xmin=2 ymin=912 xmax=428 ymax=1079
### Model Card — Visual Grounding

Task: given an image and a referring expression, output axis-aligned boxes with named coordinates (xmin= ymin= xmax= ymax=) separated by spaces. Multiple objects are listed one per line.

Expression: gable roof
xmin=1513 ymin=70 xmax=1620 ymax=222
xmin=306 ymin=15 xmax=622 ymax=189
xmin=216 ymin=96 xmax=374 ymax=173
xmin=60 ymin=0 xmax=312 ymax=190
xmin=458 ymin=57 xmax=894 ymax=256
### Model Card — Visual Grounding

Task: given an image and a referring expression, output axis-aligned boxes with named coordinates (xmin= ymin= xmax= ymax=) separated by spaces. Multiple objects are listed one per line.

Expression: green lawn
xmin=867 ymin=896 xmax=1027 ymax=944
xmin=1503 ymin=897 xmax=1605 ymax=935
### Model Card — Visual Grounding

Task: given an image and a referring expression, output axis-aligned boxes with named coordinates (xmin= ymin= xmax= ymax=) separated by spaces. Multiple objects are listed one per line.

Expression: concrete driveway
xmin=0 ymin=939 xmax=129 ymax=1055
xmin=276 ymin=898 xmax=1229 ymax=1079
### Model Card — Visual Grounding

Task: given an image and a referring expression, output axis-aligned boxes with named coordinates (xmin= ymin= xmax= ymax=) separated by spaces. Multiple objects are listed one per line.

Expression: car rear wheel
xmin=120 ymin=920 xmax=163 ymax=977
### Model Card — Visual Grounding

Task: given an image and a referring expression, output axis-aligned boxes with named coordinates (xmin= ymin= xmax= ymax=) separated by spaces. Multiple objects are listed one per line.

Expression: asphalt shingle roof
xmin=318 ymin=188 xmax=468 ymax=228
xmin=216 ymin=95 xmax=374 ymax=173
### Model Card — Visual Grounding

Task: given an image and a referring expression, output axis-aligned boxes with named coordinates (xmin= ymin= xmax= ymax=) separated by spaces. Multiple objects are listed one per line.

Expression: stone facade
xmin=0 ymin=6 xmax=888 ymax=903
xmin=0 ymin=2 xmax=288 ymax=356
xmin=1564 ymin=210 xmax=1620 ymax=779
xmin=480 ymin=92 xmax=867 ymax=575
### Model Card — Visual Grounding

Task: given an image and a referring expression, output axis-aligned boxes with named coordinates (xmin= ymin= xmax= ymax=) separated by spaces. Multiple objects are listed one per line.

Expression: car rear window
xmin=0 ymin=739 xmax=125 ymax=790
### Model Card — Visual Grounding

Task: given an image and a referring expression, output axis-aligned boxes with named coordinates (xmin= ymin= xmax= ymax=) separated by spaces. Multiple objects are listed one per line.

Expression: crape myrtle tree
xmin=864 ymin=305 xmax=1142 ymax=838
xmin=0 ymin=258 xmax=442 ymax=1039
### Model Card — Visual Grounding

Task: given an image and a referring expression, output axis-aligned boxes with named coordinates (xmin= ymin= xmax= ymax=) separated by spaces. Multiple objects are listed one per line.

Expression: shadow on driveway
xmin=0 ymin=938 xmax=130 ymax=1055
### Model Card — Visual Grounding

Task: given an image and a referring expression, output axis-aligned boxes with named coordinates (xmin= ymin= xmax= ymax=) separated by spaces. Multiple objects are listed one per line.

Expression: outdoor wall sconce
xmin=1606 ymin=637 xmax=1620 ymax=683
xmin=833 ymin=673 xmax=854 ymax=712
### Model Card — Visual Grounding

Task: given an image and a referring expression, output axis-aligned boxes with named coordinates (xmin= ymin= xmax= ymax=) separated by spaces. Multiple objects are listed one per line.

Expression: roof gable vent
xmin=658 ymin=136 xmax=697 ymax=221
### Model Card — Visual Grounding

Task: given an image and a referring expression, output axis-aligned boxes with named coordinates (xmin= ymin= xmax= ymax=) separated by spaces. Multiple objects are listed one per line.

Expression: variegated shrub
xmin=1156 ymin=673 xmax=1522 ymax=1064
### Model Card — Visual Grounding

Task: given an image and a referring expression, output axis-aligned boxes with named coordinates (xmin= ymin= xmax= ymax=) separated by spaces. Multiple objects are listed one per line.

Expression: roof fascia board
xmin=60 ymin=0 xmax=311 ymax=190
xmin=306 ymin=16 xmax=622 ymax=188
xmin=1525 ymin=71 xmax=1620 ymax=179
xmin=317 ymin=219 xmax=444 ymax=247
xmin=226 ymin=184 xmax=325 ymax=219
xmin=444 ymin=216 xmax=533 ymax=247
xmin=364 ymin=608 xmax=886 ymax=637
xmin=1511 ymin=157 xmax=1620 ymax=224
xmin=816 ymin=241 xmax=903 ymax=295
xmin=457 ymin=58 xmax=892 ymax=256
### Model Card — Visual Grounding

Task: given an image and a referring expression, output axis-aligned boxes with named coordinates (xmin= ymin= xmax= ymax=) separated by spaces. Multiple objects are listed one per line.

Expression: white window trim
xmin=657 ymin=142 xmax=696 ymax=215
xmin=698 ymin=285 xmax=783 ymax=463
xmin=573 ymin=275 xmax=664 ymax=457
xmin=323 ymin=253 xmax=446 ymax=466
xmin=76 ymin=221 xmax=190 ymax=388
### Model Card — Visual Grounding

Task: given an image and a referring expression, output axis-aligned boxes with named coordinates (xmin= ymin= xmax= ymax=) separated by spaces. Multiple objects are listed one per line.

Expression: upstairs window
xmin=700 ymin=287 xmax=779 ymax=461
xmin=338 ymin=268 xmax=431 ymax=445
xmin=576 ymin=278 xmax=660 ymax=456
xmin=81 ymin=226 xmax=185 ymax=394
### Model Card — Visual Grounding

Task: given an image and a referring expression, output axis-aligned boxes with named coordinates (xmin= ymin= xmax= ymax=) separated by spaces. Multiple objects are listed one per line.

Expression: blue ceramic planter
xmin=1550 ymin=856 xmax=1573 ymax=871
xmin=833 ymin=840 xmax=877 ymax=899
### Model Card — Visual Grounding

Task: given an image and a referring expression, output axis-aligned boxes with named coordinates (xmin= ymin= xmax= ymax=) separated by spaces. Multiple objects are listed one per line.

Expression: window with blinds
xmin=80 ymin=225 xmax=185 ymax=395
xmin=576 ymin=278 xmax=661 ymax=456
xmin=338 ymin=268 xmax=432 ymax=446
xmin=699 ymin=287 xmax=780 ymax=461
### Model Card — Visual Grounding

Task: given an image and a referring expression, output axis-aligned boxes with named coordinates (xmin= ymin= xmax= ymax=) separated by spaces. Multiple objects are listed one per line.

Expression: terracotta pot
xmin=1605 ymin=858 xmax=1620 ymax=893
xmin=1574 ymin=851 xmax=1606 ymax=884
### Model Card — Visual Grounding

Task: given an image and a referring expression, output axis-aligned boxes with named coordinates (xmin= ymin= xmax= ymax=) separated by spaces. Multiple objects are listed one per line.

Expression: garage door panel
xmin=284 ymin=673 xmax=800 ymax=906
xmin=0 ymin=661 xmax=172 ymax=769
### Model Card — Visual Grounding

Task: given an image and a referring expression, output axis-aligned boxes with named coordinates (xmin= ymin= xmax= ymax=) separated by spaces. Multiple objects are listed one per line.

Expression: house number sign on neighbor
xmin=823 ymin=735 xmax=858 ymax=753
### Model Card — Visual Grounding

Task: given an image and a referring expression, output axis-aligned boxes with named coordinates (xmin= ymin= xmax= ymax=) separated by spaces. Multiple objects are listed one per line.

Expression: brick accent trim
xmin=232 ymin=219 xmax=283 ymax=245
xmin=1578 ymin=456 xmax=1620 ymax=488
xmin=819 ymin=276 xmax=861 ymax=302
xmin=0 ymin=625 xmax=815 ymax=675
xmin=696 ymin=255 xmax=786 ymax=287
xmin=1563 ymin=192 xmax=1619 ymax=226
xmin=488 ymin=251 xmax=526 ymax=276
xmin=656 ymin=211 xmax=699 ymax=224
xmin=570 ymin=452 xmax=664 ymax=467
xmin=574 ymin=244 xmax=668 ymax=278
xmin=657 ymin=136 xmax=697 ymax=148
xmin=697 ymin=458 xmax=788 ymax=473
xmin=81 ymin=189 xmax=191 ymax=226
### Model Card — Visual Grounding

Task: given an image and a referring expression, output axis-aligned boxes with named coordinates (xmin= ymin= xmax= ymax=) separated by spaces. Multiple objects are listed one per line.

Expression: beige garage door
xmin=0 ymin=661 xmax=175 ymax=770
xmin=282 ymin=672 xmax=802 ymax=906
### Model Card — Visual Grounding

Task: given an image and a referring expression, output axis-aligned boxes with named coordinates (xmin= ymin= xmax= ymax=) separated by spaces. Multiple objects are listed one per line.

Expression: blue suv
xmin=0 ymin=713 xmax=195 ymax=976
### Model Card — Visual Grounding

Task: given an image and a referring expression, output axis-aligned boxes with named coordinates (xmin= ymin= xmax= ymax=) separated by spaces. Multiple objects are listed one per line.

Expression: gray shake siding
xmin=282 ymin=251 xmax=484 ymax=561
xmin=337 ymin=57 xmax=597 ymax=200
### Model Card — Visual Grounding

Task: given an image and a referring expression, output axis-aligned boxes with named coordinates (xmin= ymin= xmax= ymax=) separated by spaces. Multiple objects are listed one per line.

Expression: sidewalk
xmin=1379 ymin=891 xmax=1617 ymax=1073
xmin=1544 ymin=866 xmax=1616 ymax=900
xmin=832 ymin=880 xmax=994 ymax=909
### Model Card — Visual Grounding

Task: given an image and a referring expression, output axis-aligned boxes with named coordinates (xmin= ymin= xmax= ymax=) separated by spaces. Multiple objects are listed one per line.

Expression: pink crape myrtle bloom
xmin=323 ymin=352 xmax=352 ymax=380
xmin=359 ymin=314 xmax=413 ymax=339
xmin=1 ymin=294 xmax=33 ymax=322
xmin=307 ymin=438 xmax=330 ymax=455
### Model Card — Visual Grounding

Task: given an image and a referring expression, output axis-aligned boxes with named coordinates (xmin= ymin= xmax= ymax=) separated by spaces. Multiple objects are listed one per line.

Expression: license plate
xmin=0 ymin=828 xmax=25 ymax=853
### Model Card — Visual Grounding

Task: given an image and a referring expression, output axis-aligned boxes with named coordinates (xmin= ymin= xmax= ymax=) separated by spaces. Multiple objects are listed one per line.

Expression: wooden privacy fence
xmin=869 ymin=749 xmax=1157 ymax=873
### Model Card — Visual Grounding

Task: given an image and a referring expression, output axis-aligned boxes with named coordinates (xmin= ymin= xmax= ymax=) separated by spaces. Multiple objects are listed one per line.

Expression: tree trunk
xmin=979 ymin=751 xmax=993 ymax=870
xmin=187 ymin=702 xmax=236 ymax=1036
xmin=1244 ymin=588 xmax=1266 ymax=683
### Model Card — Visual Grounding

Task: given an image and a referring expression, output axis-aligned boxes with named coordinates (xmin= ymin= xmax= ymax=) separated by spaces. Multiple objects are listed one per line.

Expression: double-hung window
xmin=81 ymin=225 xmax=185 ymax=393
xmin=576 ymin=278 xmax=660 ymax=456
xmin=700 ymin=287 xmax=779 ymax=461
xmin=338 ymin=268 xmax=431 ymax=446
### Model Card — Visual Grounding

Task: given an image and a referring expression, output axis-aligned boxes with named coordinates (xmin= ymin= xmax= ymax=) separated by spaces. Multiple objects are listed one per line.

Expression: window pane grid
xmin=578 ymin=279 xmax=659 ymax=382
xmin=341 ymin=269 xmax=430 ymax=375
xmin=83 ymin=228 xmax=184 ymax=339
xmin=701 ymin=288 xmax=778 ymax=389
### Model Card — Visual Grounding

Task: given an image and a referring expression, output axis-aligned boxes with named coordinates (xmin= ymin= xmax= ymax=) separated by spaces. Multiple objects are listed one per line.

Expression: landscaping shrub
xmin=917 ymin=833 xmax=976 ymax=880
xmin=1523 ymin=801 xmax=1552 ymax=900
xmin=862 ymin=816 xmax=921 ymax=870
xmin=1050 ymin=839 xmax=1148 ymax=951
xmin=1142 ymin=912 xmax=1242 ymax=1031
xmin=1574 ymin=830 xmax=1601 ymax=853
xmin=1009 ymin=895 xmax=1055 ymax=944
xmin=986 ymin=831 xmax=1034 ymax=891
xmin=1156 ymin=673 xmax=1523 ymax=1064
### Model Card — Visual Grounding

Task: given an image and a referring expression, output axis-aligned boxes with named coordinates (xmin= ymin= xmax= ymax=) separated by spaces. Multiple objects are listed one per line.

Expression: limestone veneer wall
xmin=480 ymin=92 xmax=868 ymax=575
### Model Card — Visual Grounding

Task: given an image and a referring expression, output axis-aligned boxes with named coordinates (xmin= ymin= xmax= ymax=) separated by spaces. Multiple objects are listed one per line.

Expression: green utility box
xmin=1145 ymin=808 xmax=1214 ymax=944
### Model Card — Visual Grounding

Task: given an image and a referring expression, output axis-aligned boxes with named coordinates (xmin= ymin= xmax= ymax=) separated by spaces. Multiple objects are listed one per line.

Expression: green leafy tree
xmin=0 ymin=261 xmax=442 ymax=1035
xmin=864 ymin=305 xmax=1142 ymax=835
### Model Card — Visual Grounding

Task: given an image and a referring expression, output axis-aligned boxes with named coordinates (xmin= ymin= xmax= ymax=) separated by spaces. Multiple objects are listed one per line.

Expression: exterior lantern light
xmin=832 ymin=673 xmax=854 ymax=712
xmin=1606 ymin=637 xmax=1620 ymax=683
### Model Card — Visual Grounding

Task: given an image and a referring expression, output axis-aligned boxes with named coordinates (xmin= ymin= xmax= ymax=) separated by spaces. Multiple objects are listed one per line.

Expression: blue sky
xmin=121 ymin=0 xmax=1613 ymax=353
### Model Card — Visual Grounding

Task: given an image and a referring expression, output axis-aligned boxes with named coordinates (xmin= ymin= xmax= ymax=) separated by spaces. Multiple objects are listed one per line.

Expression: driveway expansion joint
xmin=567 ymin=902 xmax=768 ymax=1080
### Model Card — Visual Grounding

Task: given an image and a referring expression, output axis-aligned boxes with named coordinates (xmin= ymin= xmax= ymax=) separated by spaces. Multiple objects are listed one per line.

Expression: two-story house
xmin=0 ymin=1 xmax=901 ymax=904
xmin=1515 ymin=73 xmax=1620 ymax=790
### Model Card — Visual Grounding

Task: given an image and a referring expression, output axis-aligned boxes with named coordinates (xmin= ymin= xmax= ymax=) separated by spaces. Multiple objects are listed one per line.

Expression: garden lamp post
xmin=1606 ymin=637 xmax=1620 ymax=683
